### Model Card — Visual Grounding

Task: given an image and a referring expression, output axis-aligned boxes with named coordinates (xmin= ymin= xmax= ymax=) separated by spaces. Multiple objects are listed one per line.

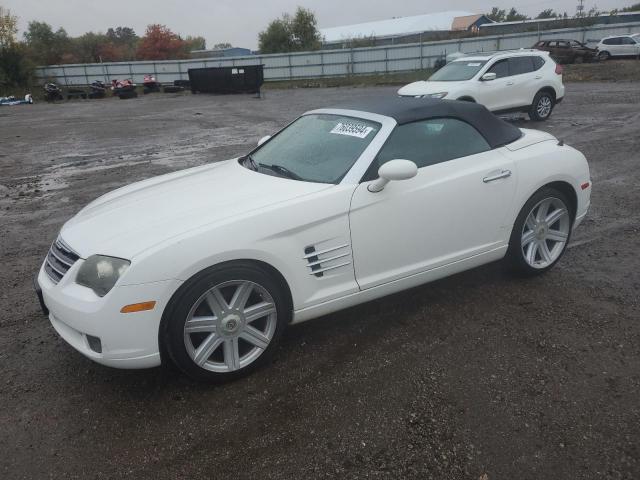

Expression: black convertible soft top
xmin=336 ymin=97 xmax=522 ymax=149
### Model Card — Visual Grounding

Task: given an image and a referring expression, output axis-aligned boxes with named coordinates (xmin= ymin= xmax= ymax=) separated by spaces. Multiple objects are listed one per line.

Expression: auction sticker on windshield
xmin=330 ymin=122 xmax=374 ymax=139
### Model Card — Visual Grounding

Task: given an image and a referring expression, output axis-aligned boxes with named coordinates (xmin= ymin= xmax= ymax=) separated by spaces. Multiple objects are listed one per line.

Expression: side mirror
xmin=481 ymin=72 xmax=497 ymax=81
xmin=257 ymin=135 xmax=271 ymax=147
xmin=368 ymin=159 xmax=418 ymax=193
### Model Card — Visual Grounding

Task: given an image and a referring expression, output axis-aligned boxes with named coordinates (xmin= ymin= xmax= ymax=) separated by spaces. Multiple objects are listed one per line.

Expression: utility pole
xmin=576 ymin=0 xmax=585 ymax=18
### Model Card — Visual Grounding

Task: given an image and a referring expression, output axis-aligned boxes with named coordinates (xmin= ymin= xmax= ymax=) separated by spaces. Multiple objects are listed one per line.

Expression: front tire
xmin=598 ymin=51 xmax=610 ymax=61
xmin=162 ymin=263 xmax=288 ymax=382
xmin=507 ymin=188 xmax=573 ymax=276
xmin=529 ymin=91 xmax=555 ymax=121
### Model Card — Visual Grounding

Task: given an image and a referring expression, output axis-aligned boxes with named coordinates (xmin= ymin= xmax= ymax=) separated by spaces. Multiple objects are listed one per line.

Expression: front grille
xmin=44 ymin=238 xmax=80 ymax=284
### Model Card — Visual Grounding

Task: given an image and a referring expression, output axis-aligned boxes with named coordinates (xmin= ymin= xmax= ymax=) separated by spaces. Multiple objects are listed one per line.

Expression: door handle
xmin=483 ymin=169 xmax=512 ymax=183
xmin=506 ymin=81 xmax=514 ymax=86
xmin=535 ymin=75 xmax=542 ymax=79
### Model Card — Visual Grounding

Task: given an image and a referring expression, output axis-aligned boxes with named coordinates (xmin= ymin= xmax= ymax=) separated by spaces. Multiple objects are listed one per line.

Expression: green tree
xmin=536 ymin=9 xmax=558 ymax=19
xmin=106 ymin=26 xmax=138 ymax=59
xmin=0 ymin=5 xmax=18 ymax=48
xmin=184 ymin=35 xmax=206 ymax=52
xmin=291 ymin=7 xmax=321 ymax=50
xmin=23 ymin=21 xmax=71 ymax=65
xmin=506 ymin=8 xmax=529 ymax=21
xmin=486 ymin=7 xmax=506 ymax=22
xmin=622 ymin=3 xmax=640 ymax=11
xmin=259 ymin=14 xmax=294 ymax=53
xmin=258 ymin=7 xmax=321 ymax=53
xmin=0 ymin=43 xmax=33 ymax=89
xmin=213 ymin=42 xmax=233 ymax=49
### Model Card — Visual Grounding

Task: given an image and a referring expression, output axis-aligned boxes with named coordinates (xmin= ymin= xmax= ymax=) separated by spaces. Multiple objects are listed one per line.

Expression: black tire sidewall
xmin=530 ymin=91 xmax=555 ymax=121
xmin=507 ymin=187 xmax=573 ymax=276
xmin=162 ymin=263 xmax=289 ymax=382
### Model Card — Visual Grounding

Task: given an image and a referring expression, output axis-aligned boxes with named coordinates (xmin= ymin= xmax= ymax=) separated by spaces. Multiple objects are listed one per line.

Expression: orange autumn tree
xmin=136 ymin=24 xmax=187 ymax=60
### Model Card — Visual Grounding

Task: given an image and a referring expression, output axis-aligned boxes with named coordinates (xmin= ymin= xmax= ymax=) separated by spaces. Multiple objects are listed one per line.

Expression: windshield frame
xmin=244 ymin=109 xmax=396 ymax=185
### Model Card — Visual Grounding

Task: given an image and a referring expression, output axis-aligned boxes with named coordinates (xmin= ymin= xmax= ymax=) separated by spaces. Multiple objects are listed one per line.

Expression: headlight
xmin=76 ymin=255 xmax=130 ymax=297
xmin=428 ymin=92 xmax=448 ymax=99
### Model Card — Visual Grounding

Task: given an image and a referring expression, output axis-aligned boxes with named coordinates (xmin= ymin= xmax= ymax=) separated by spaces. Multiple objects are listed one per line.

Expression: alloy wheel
xmin=536 ymin=96 xmax=553 ymax=119
xmin=183 ymin=280 xmax=277 ymax=373
xmin=520 ymin=197 xmax=571 ymax=269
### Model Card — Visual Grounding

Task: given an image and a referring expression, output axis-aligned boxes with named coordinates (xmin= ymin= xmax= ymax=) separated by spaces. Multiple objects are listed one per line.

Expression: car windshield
xmin=428 ymin=60 xmax=488 ymax=81
xmin=248 ymin=114 xmax=381 ymax=184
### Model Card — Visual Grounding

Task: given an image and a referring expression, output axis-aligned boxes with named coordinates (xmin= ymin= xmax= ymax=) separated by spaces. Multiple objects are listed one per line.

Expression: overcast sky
xmin=3 ymin=0 xmax=633 ymax=49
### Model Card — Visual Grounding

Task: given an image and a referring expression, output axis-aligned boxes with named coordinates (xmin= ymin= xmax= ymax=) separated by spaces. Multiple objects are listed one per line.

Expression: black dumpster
xmin=187 ymin=65 xmax=264 ymax=95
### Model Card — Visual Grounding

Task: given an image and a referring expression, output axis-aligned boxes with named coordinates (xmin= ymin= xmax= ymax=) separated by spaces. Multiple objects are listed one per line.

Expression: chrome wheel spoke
xmin=223 ymin=338 xmax=240 ymax=370
xmin=205 ymin=288 xmax=228 ymax=318
xmin=244 ymin=301 xmax=276 ymax=322
xmin=185 ymin=316 xmax=217 ymax=333
xmin=230 ymin=282 xmax=253 ymax=310
xmin=547 ymin=229 xmax=568 ymax=242
xmin=536 ymin=199 xmax=551 ymax=222
xmin=525 ymin=241 xmax=538 ymax=265
xmin=521 ymin=229 xmax=536 ymax=247
xmin=539 ymin=241 xmax=552 ymax=263
xmin=545 ymin=208 xmax=567 ymax=227
xmin=525 ymin=214 xmax=537 ymax=231
xmin=193 ymin=333 xmax=223 ymax=366
xmin=240 ymin=325 xmax=270 ymax=349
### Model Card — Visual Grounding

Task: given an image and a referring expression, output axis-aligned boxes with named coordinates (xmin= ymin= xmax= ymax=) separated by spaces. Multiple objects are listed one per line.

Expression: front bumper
xmin=37 ymin=261 xmax=182 ymax=369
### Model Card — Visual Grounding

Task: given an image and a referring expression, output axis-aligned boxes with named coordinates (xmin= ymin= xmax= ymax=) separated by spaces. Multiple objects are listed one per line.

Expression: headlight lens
xmin=428 ymin=92 xmax=448 ymax=99
xmin=76 ymin=255 xmax=130 ymax=297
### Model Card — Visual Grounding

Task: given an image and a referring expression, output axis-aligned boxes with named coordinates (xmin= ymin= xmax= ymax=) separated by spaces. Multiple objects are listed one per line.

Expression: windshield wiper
xmin=241 ymin=154 xmax=259 ymax=172
xmin=261 ymin=163 xmax=303 ymax=181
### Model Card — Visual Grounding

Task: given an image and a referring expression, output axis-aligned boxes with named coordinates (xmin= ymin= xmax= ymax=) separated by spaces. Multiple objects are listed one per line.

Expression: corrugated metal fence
xmin=35 ymin=21 xmax=640 ymax=86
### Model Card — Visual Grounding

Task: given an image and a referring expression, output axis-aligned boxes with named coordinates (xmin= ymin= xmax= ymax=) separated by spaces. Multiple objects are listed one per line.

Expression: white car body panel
xmin=397 ymin=50 xmax=565 ymax=113
xmin=349 ymin=148 xmax=516 ymax=289
xmin=37 ymin=107 xmax=590 ymax=369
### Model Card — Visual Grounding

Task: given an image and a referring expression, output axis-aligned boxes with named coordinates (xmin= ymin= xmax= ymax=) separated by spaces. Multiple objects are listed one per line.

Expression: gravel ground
xmin=1 ymin=83 xmax=639 ymax=480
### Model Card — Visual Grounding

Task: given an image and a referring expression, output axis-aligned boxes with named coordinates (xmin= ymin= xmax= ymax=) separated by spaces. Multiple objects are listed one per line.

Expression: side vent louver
xmin=303 ymin=243 xmax=351 ymax=278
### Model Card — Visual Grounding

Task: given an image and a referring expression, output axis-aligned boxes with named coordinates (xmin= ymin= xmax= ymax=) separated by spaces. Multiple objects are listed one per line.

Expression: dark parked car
xmin=532 ymin=39 xmax=597 ymax=64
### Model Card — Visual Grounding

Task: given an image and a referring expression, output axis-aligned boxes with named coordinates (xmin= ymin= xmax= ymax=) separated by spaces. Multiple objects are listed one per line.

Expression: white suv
xmin=398 ymin=50 xmax=565 ymax=121
xmin=596 ymin=34 xmax=640 ymax=60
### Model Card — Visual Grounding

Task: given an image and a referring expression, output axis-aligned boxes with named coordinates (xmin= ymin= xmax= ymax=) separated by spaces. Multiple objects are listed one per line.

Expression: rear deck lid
xmin=506 ymin=128 xmax=557 ymax=151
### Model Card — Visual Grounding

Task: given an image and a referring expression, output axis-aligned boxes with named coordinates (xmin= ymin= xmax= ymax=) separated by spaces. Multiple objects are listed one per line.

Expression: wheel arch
xmin=535 ymin=86 xmax=557 ymax=102
xmin=158 ymin=258 xmax=294 ymax=365
xmin=456 ymin=96 xmax=476 ymax=102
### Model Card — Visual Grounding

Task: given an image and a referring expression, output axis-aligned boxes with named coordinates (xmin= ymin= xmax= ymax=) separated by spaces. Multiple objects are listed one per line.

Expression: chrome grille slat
xmin=44 ymin=238 xmax=79 ymax=284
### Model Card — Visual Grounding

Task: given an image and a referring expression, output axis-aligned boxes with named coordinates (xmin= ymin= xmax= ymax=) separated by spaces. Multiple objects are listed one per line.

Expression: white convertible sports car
xmin=36 ymin=98 xmax=591 ymax=381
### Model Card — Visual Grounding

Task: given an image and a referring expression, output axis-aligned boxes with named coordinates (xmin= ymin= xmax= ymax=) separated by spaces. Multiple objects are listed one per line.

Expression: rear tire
xmin=506 ymin=187 xmax=573 ymax=276
xmin=162 ymin=263 xmax=289 ymax=383
xmin=529 ymin=91 xmax=555 ymax=121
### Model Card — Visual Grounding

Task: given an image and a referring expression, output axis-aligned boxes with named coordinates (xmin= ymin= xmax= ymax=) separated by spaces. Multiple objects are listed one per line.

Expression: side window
xmin=532 ymin=56 xmax=545 ymax=70
xmin=368 ymin=118 xmax=491 ymax=176
xmin=559 ymin=41 xmax=570 ymax=48
xmin=486 ymin=59 xmax=509 ymax=78
xmin=621 ymin=37 xmax=636 ymax=45
xmin=603 ymin=37 xmax=620 ymax=45
xmin=509 ymin=56 xmax=535 ymax=76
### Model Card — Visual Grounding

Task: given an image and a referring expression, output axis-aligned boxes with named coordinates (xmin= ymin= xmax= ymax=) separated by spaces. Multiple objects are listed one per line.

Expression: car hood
xmin=397 ymin=80 xmax=462 ymax=97
xmin=60 ymin=159 xmax=332 ymax=259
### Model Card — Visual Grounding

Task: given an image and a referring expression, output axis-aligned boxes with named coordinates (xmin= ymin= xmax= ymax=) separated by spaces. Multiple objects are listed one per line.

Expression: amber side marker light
xmin=120 ymin=301 xmax=156 ymax=313
xmin=581 ymin=182 xmax=591 ymax=190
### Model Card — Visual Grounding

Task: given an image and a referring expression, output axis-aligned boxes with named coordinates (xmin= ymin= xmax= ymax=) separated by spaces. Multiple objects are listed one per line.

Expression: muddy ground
xmin=1 ymin=83 xmax=639 ymax=480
